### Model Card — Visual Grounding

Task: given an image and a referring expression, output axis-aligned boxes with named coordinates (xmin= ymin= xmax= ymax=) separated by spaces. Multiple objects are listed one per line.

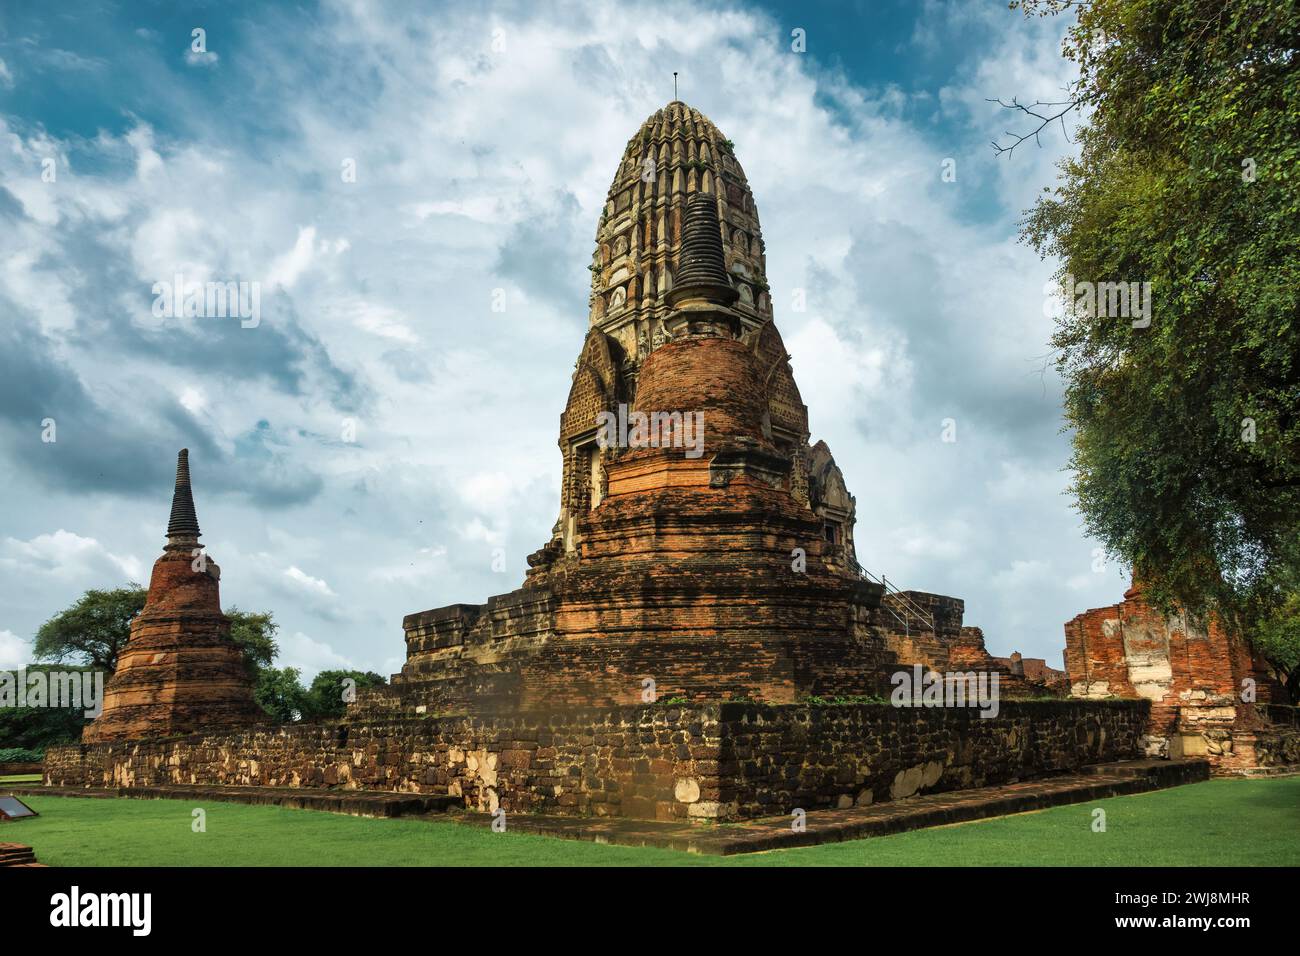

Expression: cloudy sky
xmin=0 ymin=0 xmax=1131 ymax=678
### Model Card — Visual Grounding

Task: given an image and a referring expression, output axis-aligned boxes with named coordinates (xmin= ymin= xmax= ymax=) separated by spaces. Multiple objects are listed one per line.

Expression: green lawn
xmin=0 ymin=774 xmax=43 ymax=784
xmin=5 ymin=777 xmax=1297 ymax=867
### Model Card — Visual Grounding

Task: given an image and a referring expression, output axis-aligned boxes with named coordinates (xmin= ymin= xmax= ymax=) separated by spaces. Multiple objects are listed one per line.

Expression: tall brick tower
xmin=388 ymin=102 xmax=896 ymax=713
xmin=83 ymin=449 xmax=261 ymax=742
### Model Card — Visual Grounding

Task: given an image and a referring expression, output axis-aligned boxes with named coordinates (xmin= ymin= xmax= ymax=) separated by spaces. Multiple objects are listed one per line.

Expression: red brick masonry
xmin=1063 ymin=580 xmax=1298 ymax=771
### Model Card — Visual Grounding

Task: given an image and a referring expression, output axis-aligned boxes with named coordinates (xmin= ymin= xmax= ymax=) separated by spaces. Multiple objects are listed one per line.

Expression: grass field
xmin=5 ymin=776 xmax=1297 ymax=867
xmin=0 ymin=774 xmax=43 ymax=784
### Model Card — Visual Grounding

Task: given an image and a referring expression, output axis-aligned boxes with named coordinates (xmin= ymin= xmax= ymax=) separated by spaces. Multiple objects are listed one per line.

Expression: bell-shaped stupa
xmin=84 ymin=450 xmax=262 ymax=742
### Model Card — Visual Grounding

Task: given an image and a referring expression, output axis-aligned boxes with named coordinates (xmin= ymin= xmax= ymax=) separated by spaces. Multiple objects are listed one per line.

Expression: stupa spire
xmin=667 ymin=192 xmax=739 ymax=309
xmin=166 ymin=448 xmax=201 ymax=542
xmin=84 ymin=446 xmax=261 ymax=742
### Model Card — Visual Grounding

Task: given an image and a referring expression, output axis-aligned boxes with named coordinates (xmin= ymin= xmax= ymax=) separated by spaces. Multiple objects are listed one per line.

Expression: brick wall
xmin=45 ymin=700 xmax=1146 ymax=822
xmin=1063 ymin=582 xmax=1290 ymax=768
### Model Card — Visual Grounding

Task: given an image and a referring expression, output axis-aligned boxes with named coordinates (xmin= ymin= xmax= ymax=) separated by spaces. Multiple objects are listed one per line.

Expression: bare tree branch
xmin=987 ymin=96 xmax=1079 ymax=157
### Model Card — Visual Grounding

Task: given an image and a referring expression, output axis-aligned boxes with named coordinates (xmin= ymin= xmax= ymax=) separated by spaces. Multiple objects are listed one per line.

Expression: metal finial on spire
xmin=166 ymin=448 xmax=202 ymax=539
xmin=673 ymin=72 xmax=678 ymax=101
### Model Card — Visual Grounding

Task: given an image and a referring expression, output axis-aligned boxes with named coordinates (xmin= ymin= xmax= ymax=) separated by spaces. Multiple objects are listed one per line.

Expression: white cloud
xmin=1 ymin=531 xmax=143 ymax=583
xmin=334 ymin=297 xmax=418 ymax=344
xmin=179 ymin=386 xmax=206 ymax=414
xmin=278 ymin=631 xmax=353 ymax=682
xmin=283 ymin=565 xmax=336 ymax=597
xmin=0 ymin=630 xmax=30 ymax=668
xmin=267 ymin=225 xmax=318 ymax=290
xmin=369 ymin=546 xmax=450 ymax=586
xmin=184 ymin=50 xmax=220 ymax=68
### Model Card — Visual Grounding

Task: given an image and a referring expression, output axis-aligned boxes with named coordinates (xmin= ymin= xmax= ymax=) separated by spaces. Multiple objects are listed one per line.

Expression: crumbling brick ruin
xmin=993 ymin=653 xmax=1066 ymax=687
xmin=83 ymin=450 xmax=261 ymax=742
xmin=60 ymin=101 xmax=1289 ymax=820
xmin=49 ymin=701 xmax=1148 ymax=821
xmin=378 ymin=102 xmax=1021 ymax=717
xmin=1064 ymin=578 xmax=1299 ymax=772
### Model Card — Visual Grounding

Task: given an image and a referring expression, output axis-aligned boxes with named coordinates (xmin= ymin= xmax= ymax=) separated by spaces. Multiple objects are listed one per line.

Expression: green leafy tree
xmin=223 ymin=609 xmax=313 ymax=723
xmin=33 ymin=585 xmax=146 ymax=672
xmin=226 ymin=608 xmax=279 ymax=674
xmin=1253 ymin=595 xmax=1300 ymax=701
xmin=301 ymin=670 xmax=387 ymax=721
xmin=1242 ymin=539 xmax=1300 ymax=701
xmin=0 ymin=664 xmax=97 ymax=754
xmin=254 ymin=666 xmax=309 ymax=723
xmin=1013 ymin=0 xmax=1300 ymax=649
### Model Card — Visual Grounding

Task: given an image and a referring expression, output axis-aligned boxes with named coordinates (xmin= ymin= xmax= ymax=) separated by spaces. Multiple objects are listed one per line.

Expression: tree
xmin=226 ymin=608 xmax=279 ymax=674
xmin=33 ymin=585 xmax=146 ymax=672
xmin=1241 ymin=537 xmax=1300 ymax=701
xmin=254 ymin=666 xmax=308 ymax=723
xmin=223 ymin=609 xmax=308 ymax=723
xmin=0 ymin=664 xmax=96 ymax=755
xmin=1253 ymin=594 xmax=1300 ymax=702
xmin=1015 ymin=0 xmax=1300 ymax=648
xmin=301 ymin=670 xmax=387 ymax=721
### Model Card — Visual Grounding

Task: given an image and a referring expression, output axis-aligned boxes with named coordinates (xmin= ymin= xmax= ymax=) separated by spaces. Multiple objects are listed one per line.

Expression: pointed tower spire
xmin=85 ymin=446 xmax=260 ymax=742
xmin=667 ymin=192 xmax=739 ymax=310
xmin=166 ymin=448 xmax=201 ymax=542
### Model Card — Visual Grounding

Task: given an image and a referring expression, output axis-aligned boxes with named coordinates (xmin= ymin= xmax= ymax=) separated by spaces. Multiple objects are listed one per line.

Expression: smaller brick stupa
xmin=83 ymin=449 xmax=261 ymax=742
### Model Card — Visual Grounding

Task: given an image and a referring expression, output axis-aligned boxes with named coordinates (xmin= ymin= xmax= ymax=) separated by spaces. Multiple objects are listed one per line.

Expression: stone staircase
xmin=1078 ymin=756 xmax=1209 ymax=786
xmin=0 ymin=842 xmax=43 ymax=867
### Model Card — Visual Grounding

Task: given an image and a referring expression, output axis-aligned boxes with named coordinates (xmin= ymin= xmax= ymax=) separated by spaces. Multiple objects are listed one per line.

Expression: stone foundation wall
xmin=716 ymin=700 xmax=1145 ymax=817
xmin=0 ymin=762 xmax=42 ymax=775
xmin=45 ymin=700 xmax=1147 ymax=822
xmin=1172 ymin=704 xmax=1300 ymax=773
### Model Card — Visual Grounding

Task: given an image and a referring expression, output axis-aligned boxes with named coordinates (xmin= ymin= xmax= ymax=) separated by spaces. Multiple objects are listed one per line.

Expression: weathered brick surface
xmin=389 ymin=327 xmax=897 ymax=712
xmin=1063 ymin=579 xmax=1294 ymax=770
xmin=375 ymin=101 xmax=1040 ymax=720
xmin=716 ymin=701 xmax=1144 ymax=818
xmin=84 ymin=451 xmax=260 ymax=742
xmin=47 ymin=700 xmax=1146 ymax=822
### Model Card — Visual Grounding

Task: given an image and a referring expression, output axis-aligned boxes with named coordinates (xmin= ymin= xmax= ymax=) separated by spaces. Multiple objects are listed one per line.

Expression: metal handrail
xmin=857 ymin=564 xmax=936 ymax=633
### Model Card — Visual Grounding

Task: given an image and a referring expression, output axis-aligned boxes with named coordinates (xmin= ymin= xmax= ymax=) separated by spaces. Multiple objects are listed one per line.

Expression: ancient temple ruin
xmin=53 ymin=101 xmax=1294 ymax=821
xmin=380 ymin=101 xmax=1035 ymax=715
xmin=1064 ymin=578 xmax=1298 ymax=771
xmin=83 ymin=450 xmax=261 ymax=742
